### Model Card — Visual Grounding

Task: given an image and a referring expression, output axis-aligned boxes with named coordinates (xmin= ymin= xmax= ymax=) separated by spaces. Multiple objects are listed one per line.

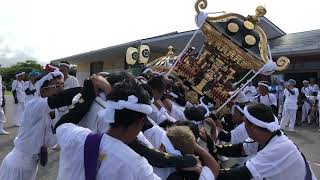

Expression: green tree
xmin=0 ymin=60 xmax=43 ymax=91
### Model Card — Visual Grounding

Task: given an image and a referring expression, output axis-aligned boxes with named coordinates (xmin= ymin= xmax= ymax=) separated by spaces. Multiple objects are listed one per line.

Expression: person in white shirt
xmin=11 ymin=72 xmax=26 ymax=126
xmin=24 ymin=71 xmax=39 ymax=104
xmin=59 ymin=61 xmax=80 ymax=89
xmin=0 ymin=75 xmax=9 ymax=135
xmin=147 ymin=75 xmax=177 ymax=126
xmin=54 ymin=81 xmax=162 ymax=180
xmin=316 ymin=91 xmax=320 ymax=131
xmin=280 ymin=79 xmax=299 ymax=131
xmin=242 ymin=82 xmax=257 ymax=101
xmin=301 ymin=80 xmax=313 ymax=124
xmin=53 ymin=61 xmax=81 ymax=138
xmin=276 ymin=80 xmax=285 ymax=119
xmin=254 ymin=81 xmax=277 ymax=114
xmin=157 ymin=126 xmax=219 ymax=180
xmin=65 ymin=73 xmax=199 ymax=174
xmin=78 ymin=71 xmax=137 ymax=133
xmin=217 ymin=92 xmax=249 ymax=144
xmin=309 ymin=78 xmax=319 ymax=93
xmin=213 ymin=103 xmax=317 ymax=180
xmin=0 ymin=69 xmax=82 ymax=180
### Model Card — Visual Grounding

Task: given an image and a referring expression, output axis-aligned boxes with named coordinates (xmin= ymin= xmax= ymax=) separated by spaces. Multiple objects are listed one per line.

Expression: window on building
xmin=90 ymin=61 xmax=104 ymax=75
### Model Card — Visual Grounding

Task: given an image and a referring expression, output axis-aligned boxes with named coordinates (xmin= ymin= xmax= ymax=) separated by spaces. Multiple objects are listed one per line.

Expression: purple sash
xmin=301 ymin=152 xmax=313 ymax=180
xmin=84 ymin=133 xmax=104 ymax=180
xmin=293 ymin=140 xmax=313 ymax=180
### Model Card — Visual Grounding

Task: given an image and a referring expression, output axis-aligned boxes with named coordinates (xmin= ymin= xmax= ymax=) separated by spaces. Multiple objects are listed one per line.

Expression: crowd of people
xmin=0 ymin=61 xmax=317 ymax=180
xmin=243 ymin=78 xmax=320 ymax=131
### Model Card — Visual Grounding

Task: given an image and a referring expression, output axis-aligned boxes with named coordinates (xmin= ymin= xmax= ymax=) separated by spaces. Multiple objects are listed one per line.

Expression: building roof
xmin=51 ymin=17 xmax=286 ymax=64
xmin=270 ymin=29 xmax=320 ymax=56
xmin=52 ymin=31 xmax=205 ymax=64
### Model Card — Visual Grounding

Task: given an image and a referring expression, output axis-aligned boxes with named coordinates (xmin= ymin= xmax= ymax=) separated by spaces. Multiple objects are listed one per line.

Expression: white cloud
xmin=0 ymin=0 xmax=319 ymax=66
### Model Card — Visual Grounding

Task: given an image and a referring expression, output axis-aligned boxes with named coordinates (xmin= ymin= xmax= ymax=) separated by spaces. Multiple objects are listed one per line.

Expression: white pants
xmin=0 ymin=148 xmax=39 ymax=180
xmin=301 ymin=102 xmax=311 ymax=123
xmin=318 ymin=108 xmax=320 ymax=127
xmin=280 ymin=109 xmax=297 ymax=130
xmin=0 ymin=107 xmax=6 ymax=131
xmin=12 ymin=102 xmax=24 ymax=125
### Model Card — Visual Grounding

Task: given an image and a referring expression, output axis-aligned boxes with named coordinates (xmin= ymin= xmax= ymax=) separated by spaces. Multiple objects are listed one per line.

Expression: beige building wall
xmin=74 ymin=51 xmax=166 ymax=84
xmin=76 ymin=62 xmax=90 ymax=85
xmin=102 ymin=57 xmax=124 ymax=72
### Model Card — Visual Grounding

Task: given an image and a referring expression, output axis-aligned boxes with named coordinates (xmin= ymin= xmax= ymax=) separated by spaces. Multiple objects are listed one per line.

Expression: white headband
xmin=97 ymin=95 xmax=153 ymax=123
xmin=59 ymin=63 xmax=71 ymax=68
xmin=235 ymin=105 xmax=244 ymax=114
xmin=142 ymin=68 xmax=152 ymax=74
xmin=258 ymin=82 xmax=270 ymax=88
xmin=169 ymin=92 xmax=178 ymax=98
xmin=15 ymin=72 xmax=25 ymax=78
xmin=162 ymin=133 xmax=182 ymax=156
xmin=136 ymin=76 xmax=148 ymax=85
xmin=142 ymin=68 xmax=162 ymax=75
xmin=35 ymin=70 xmax=64 ymax=95
xmin=199 ymin=96 xmax=210 ymax=117
xmin=200 ymin=96 xmax=214 ymax=109
xmin=244 ymin=106 xmax=280 ymax=132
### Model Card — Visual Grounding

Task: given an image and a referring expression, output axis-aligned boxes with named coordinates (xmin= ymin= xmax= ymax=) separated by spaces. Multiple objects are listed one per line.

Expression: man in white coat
xmin=0 ymin=75 xmax=9 ymax=135
xmin=214 ymin=103 xmax=317 ymax=180
xmin=254 ymin=81 xmax=277 ymax=114
xmin=242 ymin=82 xmax=257 ymax=101
xmin=280 ymin=79 xmax=299 ymax=131
xmin=301 ymin=80 xmax=313 ymax=124
xmin=59 ymin=61 xmax=80 ymax=89
xmin=55 ymin=61 xmax=80 ymax=119
xmin=11 ymin=72 xmax=26 ymax=126
xmin=55 ymin=81 xmax=163 ymax=180
xmin=309 ymin=78 xmax=319 ymax=93
xmin=317 ymin=91 xmax=320 ymax=131
xmin=0 ymin=69 xmax=81 ymax=180
xmin=24 ymin=71 xmax=39 ymax=104
xmin=52 ymin=61 xmax=81 ymax=150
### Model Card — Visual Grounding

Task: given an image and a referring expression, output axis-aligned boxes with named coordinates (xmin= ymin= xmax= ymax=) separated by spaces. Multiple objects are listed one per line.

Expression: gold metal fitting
xmin=245 ymin=35 xmax=256 ymax=46
xmin=244 ymin=21 xmax=254 ymax=30
xmin=227 ymin=23 xmax=239 ymax=33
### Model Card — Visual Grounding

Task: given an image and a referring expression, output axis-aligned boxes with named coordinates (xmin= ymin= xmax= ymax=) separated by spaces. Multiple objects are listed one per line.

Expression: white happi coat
xmin=78 ymin=94 xmax=110 ymax=133
xmin=12 ymin=79 xmax=25 ymax=103
xmin=0 ymin=97 xmax=57 ymax=180
xmin=283 ymin=88 xmax=299 ymax=110
xmin=301 ymin=86 xmax=313 ymax=97
xmin=230 ymin=122 xmax=248 ymax=144
xmin=169 ymin=102 xmax=186 ymax=121
xmin=64 ymin=75 xmax=80 ymax=90
xmin=143 ymin=118 xmax=166 ymax=149
xmin=301 ymin=86 xmax=315 ymax=123
xmin=11 ymin=79 xmax=25 ymax=125
xmin=254 ymin=93 xmax=277 ymax=107
xmin=280 ymin=88 xmax=299 ymax=130
xmin=142 ymin=118 xmax=215 ymax=180
xmin=317 ymin=92 xmax=320 ymax=109
xmin=0 ymin=78 xmax=6 ymax=124
xmin=53 ymin=75 xmax=80 ymax=125
xmin=56 ymin=123 xmax=161 ymax=180
xmin=243 ymin=85 xmax=257 ymax=101
xmin=244 ymin=133 xmax=317 ymax=180
xmin=79 ymin=93 xmax=153 ymax=147
xmin=23 ymin=81 xmax=37 ymax=104
xmin=148 ymin=104 xmax=177 ymax=125
xmin=309 ymin=84 xmax=319 ymax=93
